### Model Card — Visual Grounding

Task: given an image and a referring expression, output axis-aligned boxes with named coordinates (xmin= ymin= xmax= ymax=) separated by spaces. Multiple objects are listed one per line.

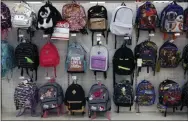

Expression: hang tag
xmin=134 ymin=96 xmax=137 ymax=101
xmin=19 ymin=76 xmax=25 ymax=79
xmin=175 ymin=33 xmax=180 ymax=37
xmin=97 ymin=37 xmax=101 ymax=41
xmin=149 ymin=33 xmax=155 ymax=37
xmin=22 ymin=39 xmax=26 ymax=43
xmin=137 ymin=59 xmax=142 ymax=67
xmin=45 ymin=77 xmax=51 ymax=80
xmin=43 ymin=34 xmax=49 ymax=38
xmin=124 ymin=36 xmax=129 ymax=40
xmin=98 ymin=81 xmax=102 ymax=86
xmin=19 ymin=34 xmax=24 ymax=37
xmin=71 ymin=33 xmax=76 ymax=37
xmin=23 ymin=80 xmax=28 ymax=84
xmin=96 ymin=34 xmax=102 ymax=37
xmin=170 ymin=39 xmax=174 ymax=43
xmin=72 ymin=76 xmax=77 ymax=80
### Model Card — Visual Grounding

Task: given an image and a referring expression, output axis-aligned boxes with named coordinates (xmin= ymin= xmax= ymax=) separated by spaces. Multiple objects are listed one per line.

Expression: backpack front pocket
xmin=91 ymin=56 xmax=106 ymax=71
xmin=89 ymin=18 xmax=106 ymax=30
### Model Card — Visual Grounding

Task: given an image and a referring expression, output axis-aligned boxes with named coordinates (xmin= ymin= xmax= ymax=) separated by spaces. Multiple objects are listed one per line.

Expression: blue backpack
xmin=136 ymin=80 xmax=155 ymax=106
xmin=160 ymin=1 xmax=184 ymax=33
xmin=1 ymin=40 xmax=16 ymax=78
xmin=65 ymin=42 xmax=87 ymax=73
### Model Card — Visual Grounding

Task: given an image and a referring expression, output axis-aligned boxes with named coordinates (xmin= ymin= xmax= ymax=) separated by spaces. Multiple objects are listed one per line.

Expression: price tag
xmin=71 ymin=33 xmax=76 ymax=37
xmin=170 ymin=39 xmax=174 ymax=43
xmin=97 ymin=36 xmax=101 ymax=41
xmin=149 ymin=33 xmax=155 ymax=37
xmin=43 ymin=34 xmax=49 ymax=38
xmin=124 ymin=37 xmax=129 ymax=40
xmin=19 ymin=76 xmax=25 ymax=79
xmin=19 ymin=34 xmax=24 ymax=37
xmin=137 ymin=59 xmax=142 ymax=67
xmin=45 ymin=77 xmax=51 ymax=80
xmin=175 ymin=33 xmax=180 ymax=36
xmin=72 ymin=76 xmax=77 ymax=80
xmin=96 ymin=34 xmax=102 ymax=37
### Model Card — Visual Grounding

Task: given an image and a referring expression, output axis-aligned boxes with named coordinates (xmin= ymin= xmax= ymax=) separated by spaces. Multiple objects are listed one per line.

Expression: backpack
xmin=113 ymin=80 xmax=133 ymax=112
xmin=87 ymin=83 xmax=111 ymax=118
xmin=108 ymin=3 xmax=133 ymax=48
xmin=1 ymin=2 xmax=11 ymax=31
xmin=160 ymin=2 xmax=184 ymax=33
xmin=64 ymin=82 xmax=86 ymax=115
xmin=181 ymin=44 xmax=188 ymax=77
xmin=39 ymin=80 xmax=64 ymax=116
xmin=11 ymin=1 xmax=37 ymax=30
xmin=88 ymin=5 xmax=107 ymax=45
xmin=158 ymin=80 xmax=181 ymax=109
xmin=62 ymin=1 xmax=87 ymax=34
xmin=15 ymin=41 xmax=39 ymax=81
xmin=38 ymin=1 xmax=62 ymax=35
xmin=1 ymin=40 xmax=16 ymax=78
xmin=89 ymin=44 xmax=108 ymax=79
xmin=180 ymin=81 xmax=188 ymax=110
xmin=40 ymin=42 xmax=60 ymax=77
xmin=184 ymin=8 xmax=188 ymax=38
xmin=135 ymin=41 xmax=158 ymax=75
xmin=136 ymin=80 xmax=155 ymax=106
xmin=157 ymin=41 xmax=181 ymax=72
xmin=14 ymin=78 xmax=38 ymax=117
xmin=65 ymin=42 xmax=87 ymax=73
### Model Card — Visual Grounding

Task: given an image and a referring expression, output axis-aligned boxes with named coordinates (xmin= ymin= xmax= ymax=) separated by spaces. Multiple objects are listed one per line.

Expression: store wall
xmin=2 ymin=1 xmax=188 ymax=114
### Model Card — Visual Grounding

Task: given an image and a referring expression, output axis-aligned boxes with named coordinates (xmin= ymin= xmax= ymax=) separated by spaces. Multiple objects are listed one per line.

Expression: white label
xmin=170 ymin=40 xmax=174 ymax=43
xmin=137 ymin=59 xmax=142 ymax=67
xmin=97 ymin=37 xmax=101 ymax=41
xmin=19 ymin=34 xmax=24 ymax=37
xmin=22 ymin=39 xmax=26 ymax=43
xmin=175 ymin=33 xmax=180 ymax=36
xmin=72 ymin=76 xmax=77 ymax=80
xmin=134 ymin=96 xmax=137 ymax=101
xmin=124 ymin=37 xmax=129 ymax=40
xmin=96 ymin=34 xmax=102 ymax=37
xmin=45 ymin=77 xmax=51 ymax=80
xmin=43 ymin=35 xmax=49 ymax=38
xmin=149 ymin=33 xmax=155 ymax=37
xmin=71 ymin=33 xmax=76 ymax=37
xmin=19 ymin=76 xmax=25 ymax=79
xmin=23 ymin=80 xmax=28 ymax=84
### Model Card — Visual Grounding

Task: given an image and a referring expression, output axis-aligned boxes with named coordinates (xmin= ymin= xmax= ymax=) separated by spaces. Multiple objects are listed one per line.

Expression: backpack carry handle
xmin=121 ymin=2 xmax=126 ymax=6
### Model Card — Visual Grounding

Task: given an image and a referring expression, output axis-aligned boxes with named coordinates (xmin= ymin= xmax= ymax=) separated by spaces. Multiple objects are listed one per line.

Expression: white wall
xmin=1 ymin=0 xmax=188 ymax=118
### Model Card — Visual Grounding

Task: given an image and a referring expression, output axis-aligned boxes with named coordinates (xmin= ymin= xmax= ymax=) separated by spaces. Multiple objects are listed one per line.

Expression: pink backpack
xmin=62 ymin=1 xmax=87 ymax=33
xmin=40 ymin=42 xmax=60 ymax=77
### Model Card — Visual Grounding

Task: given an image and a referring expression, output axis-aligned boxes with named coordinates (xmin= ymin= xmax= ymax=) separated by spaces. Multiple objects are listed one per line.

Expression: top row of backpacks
xmin=1 ymin=1 xmax=188 ymax=41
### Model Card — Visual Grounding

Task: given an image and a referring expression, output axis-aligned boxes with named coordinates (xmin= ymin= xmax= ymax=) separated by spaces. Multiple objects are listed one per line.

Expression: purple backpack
xmin=1 ymin=2 xmax=11 ymax=30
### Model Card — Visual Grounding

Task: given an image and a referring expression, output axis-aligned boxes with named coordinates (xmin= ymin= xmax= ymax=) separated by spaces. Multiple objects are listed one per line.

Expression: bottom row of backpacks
xmin=14 ymin=78 xmax=188 ymax=119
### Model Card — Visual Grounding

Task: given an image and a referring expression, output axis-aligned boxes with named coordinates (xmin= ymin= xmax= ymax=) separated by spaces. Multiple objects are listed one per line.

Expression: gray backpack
xmin=39 ymin=81 xmax=64 ymax=113
xmin=88 ymin=83 xmax=111 ymax=117
xmin=14 ymin=78 xmax=38 ymax=117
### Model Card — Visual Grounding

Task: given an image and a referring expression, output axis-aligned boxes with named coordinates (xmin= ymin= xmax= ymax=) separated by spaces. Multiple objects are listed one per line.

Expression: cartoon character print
xmin=163 ymin=88 xmax=181 ymax=106
xmin=160 ymin=49 xmax=178 ymax=67
xmin=40 ymin=88 xmax=56 ymax=100
xmin=139 ymin=4 xmax=157 ymax=29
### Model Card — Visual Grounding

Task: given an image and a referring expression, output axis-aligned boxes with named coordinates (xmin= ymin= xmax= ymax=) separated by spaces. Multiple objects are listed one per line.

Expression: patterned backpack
xmin=1 ymin=2 xmax=11 ymax=31
xmin=136 ymin=80 xmax=155 ymax=106
xmin=181 ymin=44 xmax=188 ymax=77
xmin=157 ymin=41 xmax=181 ymax=72
xmin=113 ymin=80 xmax=133 ymax=113
xmin=1 ymin=40 xmax=16 ymax=78
xmin=39 ymin=79 xmax=64 ymax=117
xmin=135 ymin=1 xmax=158 ymax=42
xmin=135 ymin=41 xmax=158 ymax=76
xmin=62 ymin=1 xmax=87 ymax=34
xmin=65 ymin=42 xmax=87 ymax=73
xmin=180 ymin=81 xmax=188 ymax=110
xmin=89 ymin=43 xmax=108 ymax=79
xmin=158 ymin=80 xmax=181 ymax=116
xmin=184 ymin=8 xmax=188 ymax=38
xmin=14 ymin=78 xmax=38 ymax=117
xmin=87 ymin=83 xmax=111 ymax=118
xmin=11 ymin=1 xmax=37 ymax=30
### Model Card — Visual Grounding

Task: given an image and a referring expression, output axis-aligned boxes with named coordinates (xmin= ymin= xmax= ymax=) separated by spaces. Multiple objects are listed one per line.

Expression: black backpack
xmin=37 ymin=1 xmax=62 ymax=35
xmin=181 ymin=81 xmax=188 ymax=110
xmin=15 ymin=41 xmax=39 ymax=80
xmin=64 ymin=82 xmax=86 ymax=115
xmin=88 ymin=5 xmax=107 ymax=46
xmin=135 ymin=41 xmax=158 ymax=76
xmin=113 ymin=80 xmax=133 ymax=113
xmin=182 ymin=44 xmax=188 ymax=77
xmin=113 ymin=45 xmax=135 ymax=83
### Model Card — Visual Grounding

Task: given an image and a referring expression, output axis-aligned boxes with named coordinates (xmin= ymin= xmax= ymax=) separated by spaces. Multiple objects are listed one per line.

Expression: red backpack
xmin=40 ymin=42 xmax=60 ymax=77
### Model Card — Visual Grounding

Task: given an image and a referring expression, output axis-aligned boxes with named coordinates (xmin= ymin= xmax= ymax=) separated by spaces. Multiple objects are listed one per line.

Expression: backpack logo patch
xmin=72 ymin=89 xmax=76 ymax=95
xmin=70 ymin=57 xmax=82 ymax=69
